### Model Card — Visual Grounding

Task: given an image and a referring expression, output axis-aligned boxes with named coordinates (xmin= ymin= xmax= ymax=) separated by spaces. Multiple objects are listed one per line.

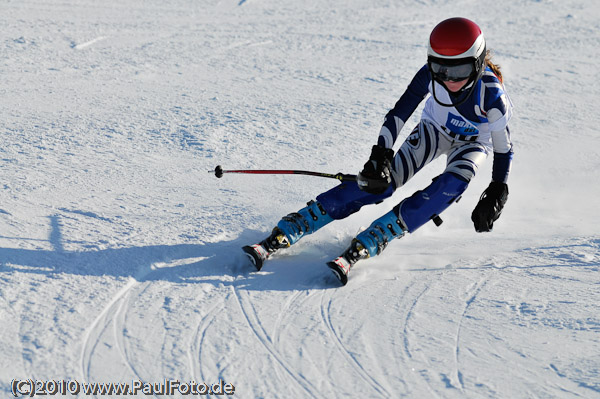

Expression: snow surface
xmin=1 ymin=0 xmax=599 ymax=398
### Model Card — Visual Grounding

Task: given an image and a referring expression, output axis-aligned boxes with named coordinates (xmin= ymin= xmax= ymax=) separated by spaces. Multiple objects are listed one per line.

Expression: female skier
xmin=243 ymin=17 xmax=514 ymax=285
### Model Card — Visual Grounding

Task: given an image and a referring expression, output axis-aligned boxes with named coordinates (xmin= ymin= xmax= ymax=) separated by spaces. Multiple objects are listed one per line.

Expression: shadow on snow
xmin=0 ymin=220 xmax=340 ymax=292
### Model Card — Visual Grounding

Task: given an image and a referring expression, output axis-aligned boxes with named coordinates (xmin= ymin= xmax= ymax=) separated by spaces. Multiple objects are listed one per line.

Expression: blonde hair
xmin=485 ymin=50 xmax=503 ymax=83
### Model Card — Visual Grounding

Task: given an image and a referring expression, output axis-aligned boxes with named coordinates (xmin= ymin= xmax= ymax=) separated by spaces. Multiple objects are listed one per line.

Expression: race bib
xmin=446 ymin=113 xmax=479 ymax=136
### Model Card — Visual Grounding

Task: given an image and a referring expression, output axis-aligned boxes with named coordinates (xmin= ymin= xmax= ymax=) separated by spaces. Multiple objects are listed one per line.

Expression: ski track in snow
xmin=271 ymin=289 xmax=303 ymax=349
xmin=230 ymin=284 xmax=325 ymax=399
xmin=454 ymin=276 xmax=489 ymax=392
xmin=392 ymin=273 xmax=451 ymax=398
xmin=80 ymin=278 xmax=137 ymax=383
xmin=80 ymin=278 xmax=147 ymax=385
xmin=319 ymin=289 xmax=391 ymax=398
xmin=188 ymin=299 xmax=226 ymax=384
xmin=398 ymin=280 xmax=438 ymax=396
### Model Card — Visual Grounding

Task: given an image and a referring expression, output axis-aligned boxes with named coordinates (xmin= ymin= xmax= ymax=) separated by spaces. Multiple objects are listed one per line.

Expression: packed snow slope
xmin=1 ymin=0 xmax=599 ymax=398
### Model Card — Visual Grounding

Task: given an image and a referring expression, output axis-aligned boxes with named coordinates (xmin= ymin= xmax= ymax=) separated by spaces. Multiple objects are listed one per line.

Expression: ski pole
xmin=210 ymin=165 xmax=356 ymax=182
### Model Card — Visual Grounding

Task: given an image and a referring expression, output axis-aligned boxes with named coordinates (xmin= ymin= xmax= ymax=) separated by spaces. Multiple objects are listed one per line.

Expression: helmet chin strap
xmin=431 ymin=74 xmax=478 ymax=107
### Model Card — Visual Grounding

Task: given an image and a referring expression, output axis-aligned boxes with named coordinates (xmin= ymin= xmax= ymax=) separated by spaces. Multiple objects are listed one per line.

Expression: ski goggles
xmin=429 ymin=60 xmax=475 ymax=82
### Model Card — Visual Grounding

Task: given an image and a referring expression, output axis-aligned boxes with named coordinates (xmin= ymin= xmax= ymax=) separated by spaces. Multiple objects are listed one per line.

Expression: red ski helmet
xmin=427 ymin=17 xmax=487 ymax=106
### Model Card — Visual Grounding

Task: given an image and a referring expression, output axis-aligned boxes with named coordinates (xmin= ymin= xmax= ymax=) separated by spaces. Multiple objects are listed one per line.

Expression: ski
xmin=326 ymin=239 xmax=370 ymax=285
xmin=242 ymin=244 xmax=269 ymax=271
xmin=242 ymin=238 xmax=369 ymax=285
xmin=326 ymin=256 xmax=352 ymax=285
xmin=241 ymin=227 xmax=290 ymax=272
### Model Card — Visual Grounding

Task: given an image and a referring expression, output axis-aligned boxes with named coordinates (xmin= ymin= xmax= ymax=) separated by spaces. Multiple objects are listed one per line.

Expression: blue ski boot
xmin=327 ymin=209 xmax=406 ymax=285
xmin=243 ymin=200 xmax=333 ymax=270
xmin=328 ymin=172 xmax=468 ymax=284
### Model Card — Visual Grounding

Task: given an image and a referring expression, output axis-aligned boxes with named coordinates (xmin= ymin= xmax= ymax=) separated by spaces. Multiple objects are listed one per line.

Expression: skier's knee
xmin=398 ymin=172 xmax=468 ymax=233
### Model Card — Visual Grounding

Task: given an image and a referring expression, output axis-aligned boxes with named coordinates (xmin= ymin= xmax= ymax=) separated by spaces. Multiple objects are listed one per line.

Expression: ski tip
xmin=326 ymin=261 xmax=348 ymax=286
xmin=242 ymin=245 xmax=264 ymax=271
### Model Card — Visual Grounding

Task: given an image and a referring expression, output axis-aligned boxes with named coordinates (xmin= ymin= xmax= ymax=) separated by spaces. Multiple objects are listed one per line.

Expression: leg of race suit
xmin=397 ymin=172 xmax=468 ymax=233
xmin=398 ymin=141 xmax=489 ymax=233
xmin=354 ymin=140 xmax=488 ymax=258
xmin=341 ymin=120 xmax=447 ymax=259
xmin=316 ymin=119 xmax=446 ymax=222
xmin=316 ymin=180 xmax=395 ymax=220
xmin=390 ymin=120 xmax=446 ymax=189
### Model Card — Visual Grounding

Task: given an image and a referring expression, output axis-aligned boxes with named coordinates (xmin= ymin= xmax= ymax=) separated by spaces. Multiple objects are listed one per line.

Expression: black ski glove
xmin=471 ymin=181 xmax=509 ymax=232
xmin=357 ymin=145 xmax=394 ymax=194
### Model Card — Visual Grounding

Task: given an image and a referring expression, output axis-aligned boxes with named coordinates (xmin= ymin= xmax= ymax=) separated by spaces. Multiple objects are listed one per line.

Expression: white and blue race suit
xmin=313 ymin=64 xmax=514 ymax=234
xmin=273 ymin=64 xmax=514 ymax=257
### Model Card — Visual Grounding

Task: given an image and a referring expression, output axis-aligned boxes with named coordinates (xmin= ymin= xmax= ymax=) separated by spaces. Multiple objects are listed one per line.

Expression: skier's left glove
xmin=471 ymin=181 xmax=509 ymax=232
xmin=357 ymin=145 xmax=394 ymax=194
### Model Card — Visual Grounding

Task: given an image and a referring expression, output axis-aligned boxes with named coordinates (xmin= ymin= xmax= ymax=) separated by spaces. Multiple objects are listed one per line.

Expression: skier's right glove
xmin=357 ymin=145 xmax=394 ymax=194
xmin=471 ymin=181 xmax=509 ymax=232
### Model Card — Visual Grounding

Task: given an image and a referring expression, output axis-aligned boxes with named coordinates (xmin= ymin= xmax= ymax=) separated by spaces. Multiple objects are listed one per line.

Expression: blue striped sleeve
xmin=378 ymin=65 xmax=430 ymax=147
xmin=492 ymin=148 xmax=513 ymax=183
